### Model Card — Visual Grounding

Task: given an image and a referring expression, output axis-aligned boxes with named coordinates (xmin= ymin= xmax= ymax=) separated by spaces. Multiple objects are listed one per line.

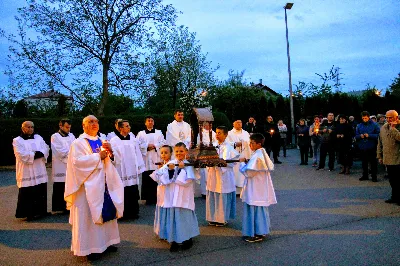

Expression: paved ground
xmin=0 ymin=149 xmax=399 ymax=266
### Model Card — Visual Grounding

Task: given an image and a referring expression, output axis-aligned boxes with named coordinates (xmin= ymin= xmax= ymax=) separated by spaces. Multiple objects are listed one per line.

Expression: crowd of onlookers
xmin=243 ymin=110 xmax=399 ymax=206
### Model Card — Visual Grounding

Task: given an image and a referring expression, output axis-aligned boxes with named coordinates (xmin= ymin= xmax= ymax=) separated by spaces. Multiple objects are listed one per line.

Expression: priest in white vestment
xmin=227 ymin=120 xmax=251 ymax=191
xmin=206 ymin=126 xmax=239 ymax=226
xmin=136 ymin=116 xmax=165 ymax=205
xmin=13 ymin=121 xmax=50 ymax=221
xmin=65 ymin=115 xmax=124 ymax=260
xmin=196 ymin=121 xmax=217 ymax=197
xmin=239 ymin=133 xmax=277 ymax=243
xmin=110 ymin=120 xmax=145 ymax=219
xmin=51 ymin=118 xmax=75 ymax=213
xmin=166 ymin=109 xmax=192 ymax=149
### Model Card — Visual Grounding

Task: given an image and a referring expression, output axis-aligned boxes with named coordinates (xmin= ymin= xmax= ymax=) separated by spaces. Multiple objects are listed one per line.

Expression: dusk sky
xmin=1 ymin=0 xmax=399 ymax=95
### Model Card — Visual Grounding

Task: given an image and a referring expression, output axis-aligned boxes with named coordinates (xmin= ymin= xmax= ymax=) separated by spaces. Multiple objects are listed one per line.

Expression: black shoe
xmin=328 ymin=168 xmax=334 ymax=172
xmin=182 ymin=238 xmax=193 ymax=250
xmin=385 ymin=198 xmax=398 ymax=204
xmin=304 ymin=162 xmax=308 ymax=165
xmin=215 ymin=222 xmax=228 ymax=227
xmin=170 ymin=242 xmax=179 ymax=252
xmin=371 ymin=178 xmax=378 ymax=182
xmin=359 ymin=177 xmax=369 ymax=181
xmin=300 ymin=162 xmax=305 ymax=165
xmin=87 ymin=253 xmax=101 ymax=261
xmin=316 ymin=167 xmax=323 ymax=171
xmin=244 ymin=236 xmax=263 ymax=243
xmin=275 ymin=161 xmax=282 ymax=164
xmin=106 ymin=245 xmax=118 ymax=252
xmin=208 ymin=221 xmax=217 ymax=226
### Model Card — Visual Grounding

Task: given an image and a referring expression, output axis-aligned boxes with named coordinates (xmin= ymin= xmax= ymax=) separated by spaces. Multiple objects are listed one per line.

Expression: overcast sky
xmin=1 ymin=0 xmax=399 ymax=95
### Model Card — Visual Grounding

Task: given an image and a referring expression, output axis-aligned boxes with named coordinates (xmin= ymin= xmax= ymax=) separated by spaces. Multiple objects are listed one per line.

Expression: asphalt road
xmin=0 ymin=149 xmax=399 ymax=266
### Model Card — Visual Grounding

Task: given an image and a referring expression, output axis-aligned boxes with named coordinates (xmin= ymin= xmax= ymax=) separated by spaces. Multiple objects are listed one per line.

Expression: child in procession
xmin=150 ymin=143 xmax=199 ymax=252
xmin=206 ymin=126 xmax=239 ymax=226
xmin=239 ymin=133 xmax=277 ymax=242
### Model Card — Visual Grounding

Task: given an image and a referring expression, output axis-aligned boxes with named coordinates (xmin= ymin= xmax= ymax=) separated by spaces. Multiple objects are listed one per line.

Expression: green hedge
xmin=0 ymin=112 xmax=230 ymax=166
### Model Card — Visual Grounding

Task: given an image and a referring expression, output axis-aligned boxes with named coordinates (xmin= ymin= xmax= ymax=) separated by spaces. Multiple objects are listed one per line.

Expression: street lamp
xmin=284 ymin=3 xmax=295 ymax=144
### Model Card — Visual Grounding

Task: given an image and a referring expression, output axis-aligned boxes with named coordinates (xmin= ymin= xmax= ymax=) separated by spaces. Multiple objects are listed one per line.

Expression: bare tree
xmin=1 ymin=0 xmax=177 ymax=115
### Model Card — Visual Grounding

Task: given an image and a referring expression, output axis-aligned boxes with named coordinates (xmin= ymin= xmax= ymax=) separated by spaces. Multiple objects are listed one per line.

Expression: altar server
xmin=166 ymin=109 xmax=192 ymax=149
xmin=51 ymin=118 xmax=75 ymax=213
xmin=150 ymin=142 xmax=199 ymax=252
xmin=206 ymin=126 xmax=239 ymax=226
xmin=65 ymin=115 xmax=124 ymax=260
xmin=13 ymin=121 xmax=50 ymax=221
xmin=107 ymin=118 xmax=123 ymax=141
xmin=239 ymin=133 xmax=277 ymax=242
xmin=227 ymin=120 xmax=251 ymax=191
xmin=196 ymin=121 xmax=217 ymax=197
xmin=110 ymin=120 xmax=145 ymax=219
xmin=137 ymin=116 xmax=165 ymax=205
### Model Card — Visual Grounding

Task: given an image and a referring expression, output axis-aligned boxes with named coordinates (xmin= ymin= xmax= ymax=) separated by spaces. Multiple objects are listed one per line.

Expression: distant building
xmin=24 ymin=89 xmax=74 ymax=110
xmin=250 ymin=79 xmax=280 ymax=97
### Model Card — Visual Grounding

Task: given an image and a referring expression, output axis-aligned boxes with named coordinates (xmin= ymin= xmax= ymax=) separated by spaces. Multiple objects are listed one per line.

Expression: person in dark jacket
xmin=317 ymin=113 xmax=336 ymax=171
xmin=335 ymin=115 xmax=354 ymax=174
xmin=355 ymin=111 xmax=380 ymax=182
xmin=263 ymin=116 xmax=282 ymax=164
xmin=243 ymin=116 xmax=258 ymax=135
xmin=296 ymin=119 xmax=310 ymax=165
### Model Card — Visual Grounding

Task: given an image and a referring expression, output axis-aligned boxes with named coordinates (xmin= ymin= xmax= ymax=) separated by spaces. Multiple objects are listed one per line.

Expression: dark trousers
xmin=124 ymin=185 xmax=140 ymax=218
xmin=52 ymin=182 xmax=67 ymax=212
xmin=319 ymin=142 xmax=335 ymax=170
xmin=360 ymin=149 xmax=377 ymax=178
xmin=279 ymin=138 xmax=287 ymax=157
xmin=387 ymin=165 xmax=400 ymax=201
xmin=266 ymin=146 xmax=279 ymax=162
xmin=16 ymin=183 xmax=48 ymax=218
xmin=299 ymin=145 xmax=309 ymax=163
xmin=337 ymin=148 xmax=353 ymax=167
xmin=141 ymin=170 xmax=158 ymax=205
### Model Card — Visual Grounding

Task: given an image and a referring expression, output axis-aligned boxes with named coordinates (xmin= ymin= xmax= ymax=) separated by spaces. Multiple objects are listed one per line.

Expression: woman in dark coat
xmin=296 ymin=119 xmax=310 ymax=165
xmin=335 ymin=114 xmax=354 ymax=174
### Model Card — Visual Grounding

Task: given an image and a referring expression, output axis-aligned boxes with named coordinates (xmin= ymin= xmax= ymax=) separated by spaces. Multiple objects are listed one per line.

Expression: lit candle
xmin=270 ymin=129 xmax=274 ymax=133
xmin=315 ymin=129 xmax=319 ymax=133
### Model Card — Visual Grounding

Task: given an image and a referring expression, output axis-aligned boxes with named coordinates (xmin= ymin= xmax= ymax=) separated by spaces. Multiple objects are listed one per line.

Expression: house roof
xmin=252 ymin=83 xmax=279 ymax=96
xmin=25 ymin=89 xmax=73 ymax=100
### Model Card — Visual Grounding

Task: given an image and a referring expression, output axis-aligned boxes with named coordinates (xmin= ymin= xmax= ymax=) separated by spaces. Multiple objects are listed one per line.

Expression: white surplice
xmin=51 ymin=132 xmax=75 ymax=182
xmin=227 ymin=129 xmax=251 ymax=187
xmin=207 ymin=141 xmax=239 ymax=193
xmin=165 ymin=120 xmax=191 ymax=148
xmin=110 ymin=135 xmax=145 ymax=187
xmin=150 ymin=160 xmax=196 ymax=211
xmin=136 ymin=129 xmax=165 ymax=171
xmin=12 ymin=134 xmax=50 ymax=188
xmin=239 ymin=148 xmax=277 ymax=207
xmin=196 ymin=129 xmax=217 ymax=194
xmin=64 ymin=133 xmax=124 ymax=256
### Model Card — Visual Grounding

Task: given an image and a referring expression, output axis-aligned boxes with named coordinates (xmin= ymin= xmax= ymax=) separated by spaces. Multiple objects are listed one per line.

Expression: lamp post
xmin=284 ymin=3 xmax=295 ymax=144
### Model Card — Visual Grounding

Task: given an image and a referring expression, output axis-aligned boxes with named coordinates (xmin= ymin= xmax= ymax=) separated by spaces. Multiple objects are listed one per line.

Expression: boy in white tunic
xmin=51 ymin=118 xmax=75 ymax=213
xmin=110 ymin=120 xmax=145 ymax=219
xmin=13 ymin=121 xmax=50 ymax=221
xmin=239 ymin=133 xmax=277 ymax=243
xmin=206 ymin=126 xmax=239 ymax=227
xmin=65 ymin=115 xmax=124 ymax=260
xmin=227 ymin=120 xmax=251 ymax=193
xmin=150 ymin=142 xmax=199 ymax=252
xmin=166 ymin=109 xmax=192 ymax=149
xmin=137 ymin=116 xmax=166 ymax=205
xmin=196 ymin=121 xmax=217 ymax=198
